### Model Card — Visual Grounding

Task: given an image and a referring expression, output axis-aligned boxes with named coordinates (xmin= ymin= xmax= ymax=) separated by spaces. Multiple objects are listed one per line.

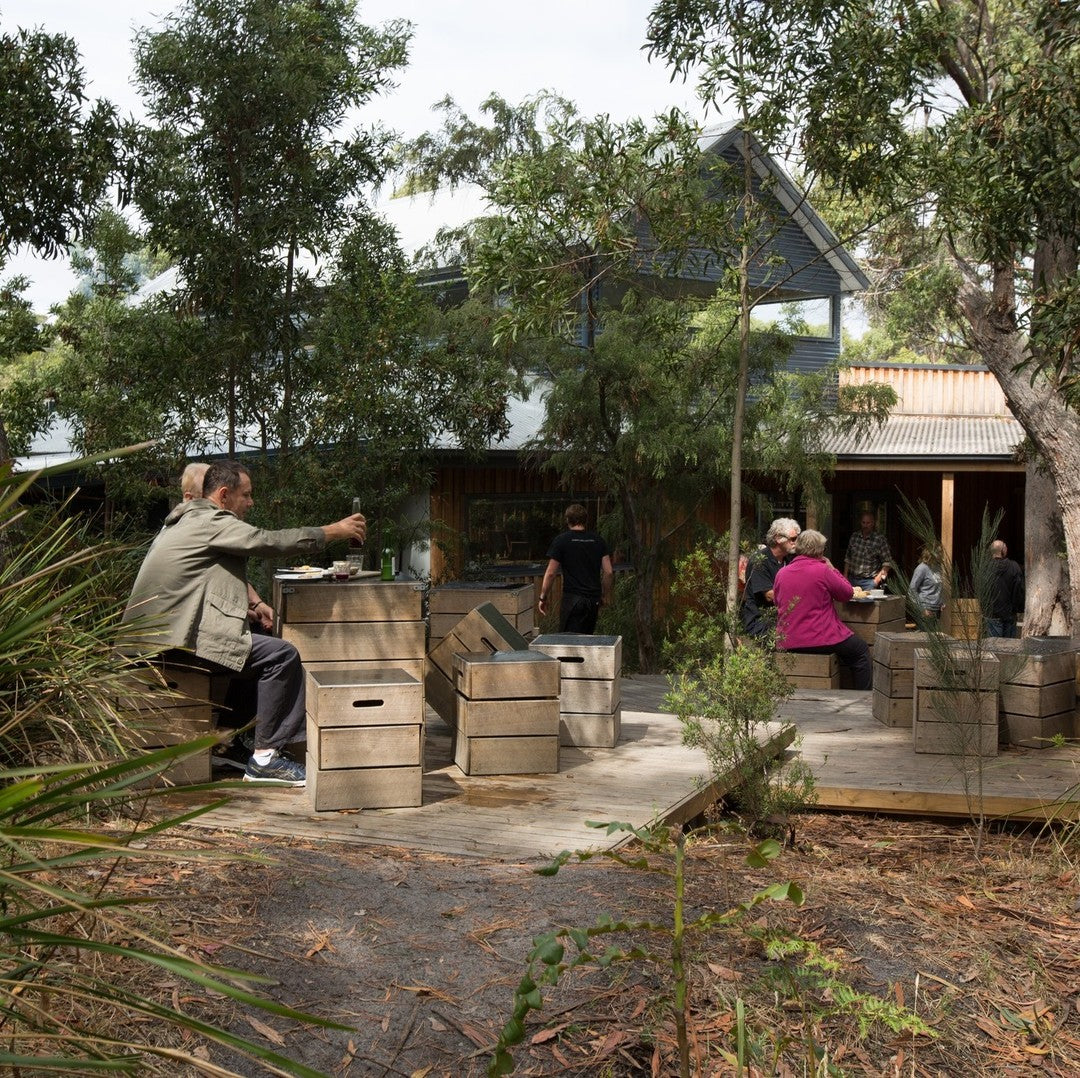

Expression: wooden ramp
xmin=171 ymin=676 xmax=791 ymax=861
xmin=780 ymin=689 xmax=1080 ymax=821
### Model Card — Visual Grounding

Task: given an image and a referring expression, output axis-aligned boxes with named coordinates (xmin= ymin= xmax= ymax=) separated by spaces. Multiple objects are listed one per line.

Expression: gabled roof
xmin=697 ymin=124 xmax=869 ymax=294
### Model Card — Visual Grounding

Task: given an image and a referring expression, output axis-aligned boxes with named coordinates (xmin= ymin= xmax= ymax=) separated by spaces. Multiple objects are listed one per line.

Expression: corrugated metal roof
xmin=824 ymin=414 xmax=1025 ymax=460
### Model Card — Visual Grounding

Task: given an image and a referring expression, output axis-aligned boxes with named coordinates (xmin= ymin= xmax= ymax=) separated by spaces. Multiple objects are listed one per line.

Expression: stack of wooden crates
xmin=426 ymin=603 xmax=561 ymax=774
xmin=913 ymin=644 xmax=1000 ymax=756
xmin=274 ymin=578 xmax=427 ymax=809
xmin=115 ymin=660 xmax=220 ymax=786
xmin=530 ymin=633 xmax=622 ymax=747
xmin=982 ymin=636 xmax=1078 ymax=748
xmin=449 ymin=651 xmax=561 ymax=774
xmin=871 ymin=631 xmax=936 ymax=727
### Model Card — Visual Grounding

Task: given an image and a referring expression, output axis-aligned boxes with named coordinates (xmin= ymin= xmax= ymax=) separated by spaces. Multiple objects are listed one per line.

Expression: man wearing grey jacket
xmin=123 ymin=460 xmax=366 ymax=786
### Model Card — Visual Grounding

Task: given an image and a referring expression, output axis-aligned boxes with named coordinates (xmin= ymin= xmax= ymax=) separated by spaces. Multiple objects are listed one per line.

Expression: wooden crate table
xmin=776 ymin=651 xmax=839 ymax=690
xmin=913 ymin=645 xmax=1000 ymax=756
xmin=837 ymin=594 xmax=907 ymax=646
xmin=449 ymin=651 xmax=560 ymax=775
xmin=982 ymin=637 xmax=1078 ymax=748
xmin=428 ymin=580 xmax=535 ymax=650
xmin=530 ymin=633 xmax=623 ymax=747
xmin=425 ymin=602 xmax=532 ymax=725
xmin=305 ymin=667 xmax=424 ymax=810
xmin=115 ymin=660 xmax=219 ymax=786
xmin=273 ymin=576 xmax=426 ymax=683
xmin=871 ymin=631 xmax=938 ymax=728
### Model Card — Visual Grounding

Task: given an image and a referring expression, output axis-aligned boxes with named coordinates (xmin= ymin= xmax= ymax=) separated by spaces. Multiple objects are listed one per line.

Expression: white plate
xmin=867 ymin=589 xmax=886 ymax=598
xmin=275 ymin=569 xmax=325 ymax=580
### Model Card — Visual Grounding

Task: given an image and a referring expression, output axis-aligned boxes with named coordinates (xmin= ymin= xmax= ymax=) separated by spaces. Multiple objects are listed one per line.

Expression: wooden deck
xmin=169 ymin=679 xmax=1080 ymax=861
xmin=171 ymin=676 xmax=790 ymax=861
xmin=780 ymin=689 xmax=1080 ymax=821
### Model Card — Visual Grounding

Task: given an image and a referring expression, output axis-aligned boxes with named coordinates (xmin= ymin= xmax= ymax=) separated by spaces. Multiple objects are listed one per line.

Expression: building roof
xmin=697 ymin=125 xmax=870 ymax=294
xmin=824 ymin=413 xmax=1025 ymax=462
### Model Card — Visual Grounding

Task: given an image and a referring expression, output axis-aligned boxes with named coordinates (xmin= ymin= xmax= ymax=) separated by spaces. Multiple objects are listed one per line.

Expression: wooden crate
xmin=873 ymin=631 xmax=938 ymax=669
xmin=559 ymin=708 xmax=621 ymax=748
xmin=274 ymin=579 xmax=423 ymax=624
xmin=950 ymin=598 xmax=982 ymax=641
xmin=913 ymin=646 xmax=1001 ymax=691
xmin=838 ymin=595 xmax=905 ymax=625
xmin=306 ymin=667 xmax=423 ymax=727
xmin=427 ymin=603 xmax=531 ymax=678
xmin=872 ymin=661 xmax=914 ymax=698
xmin=307 ymin=757 xmax=422 ymax=810
xmin=776 ymin=651 xmax=840 ymax=689
xmin=453 ymin=731 xmax=558 ymax=776
xmin=1000 ymin=710 xmax=1075 ymax=749
xmin=281 ymin=620 xmax=425 ymax=663
xmin=454 ymin=696 xmax=562 ymax=738
xmin=307 ymin=721 xmax=423 ymax=770
xmin=301 ymin=657 xmax=424 ymax=684
xmin=424 ymin=659 xmax=458 ymax=726
xmin=429 ymin=581 xmax=535 ymax=617
xmin=451 ymin=651 xmax=560 ymax=701
xmin=559 ymin=677 xmax=621 ymax=714
xmin=871 ymin=691 xmax=912 ymax=728
xmin=530 ymin=634 xmax=623 ymax=680
xmin=913 ymin=688 xmax=999 ymax=755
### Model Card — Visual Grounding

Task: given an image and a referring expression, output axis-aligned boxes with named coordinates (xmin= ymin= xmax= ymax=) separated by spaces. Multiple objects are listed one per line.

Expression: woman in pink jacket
xmin=773 ymin=529 xmax=872 ymax=690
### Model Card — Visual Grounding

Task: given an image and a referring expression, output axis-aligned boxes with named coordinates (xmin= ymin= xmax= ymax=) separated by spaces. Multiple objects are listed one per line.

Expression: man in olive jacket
xmin=122 ymin=460 xmax=366 ymax=785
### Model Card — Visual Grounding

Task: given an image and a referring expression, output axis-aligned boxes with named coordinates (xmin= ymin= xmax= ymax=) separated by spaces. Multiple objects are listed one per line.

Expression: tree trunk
xmin=958 ymin=269 xmax=1080 ymax=640
xmin=1022 ymin=458 xmax=1069 ymax=636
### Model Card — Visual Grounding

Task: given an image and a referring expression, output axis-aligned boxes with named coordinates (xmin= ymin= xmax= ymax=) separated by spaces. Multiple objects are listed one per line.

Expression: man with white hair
xmin=741 ymin=517 xmax=801 ymax=640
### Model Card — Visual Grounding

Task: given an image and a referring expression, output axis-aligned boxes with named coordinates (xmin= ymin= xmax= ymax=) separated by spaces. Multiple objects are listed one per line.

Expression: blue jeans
xmin=985 ymin=618 xmax=1018 ymax=639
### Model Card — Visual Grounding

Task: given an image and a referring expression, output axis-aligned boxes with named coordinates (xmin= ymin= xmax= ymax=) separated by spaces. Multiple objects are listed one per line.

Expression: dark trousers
xmin=164 ymin=634 xmax=306 ymax=751
xmin=560 ymin=593 xmax=601 ymax=634
xmin=785 ymin=634 xmax=872 ymax=690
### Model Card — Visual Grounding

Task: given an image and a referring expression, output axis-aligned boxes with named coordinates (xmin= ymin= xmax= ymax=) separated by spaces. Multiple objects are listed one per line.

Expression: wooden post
xmin=941 ymin=472 xmax=955 ymax=634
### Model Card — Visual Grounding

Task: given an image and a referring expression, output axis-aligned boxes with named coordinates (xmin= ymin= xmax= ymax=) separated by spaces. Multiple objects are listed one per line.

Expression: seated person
xmin=741 ymin=517 xmax=801 ymax=640
xmin=773 ymin=529 xmax=871 ymax=690
xmin=122 ymin=460 xmax=366 ymax=786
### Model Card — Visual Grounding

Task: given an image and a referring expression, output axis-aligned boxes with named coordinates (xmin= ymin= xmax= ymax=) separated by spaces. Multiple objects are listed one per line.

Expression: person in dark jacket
xmin=985 ymin=539 xmax=1024 ymax=638
xmin=123 ymin=460 xmax=366 ymax=786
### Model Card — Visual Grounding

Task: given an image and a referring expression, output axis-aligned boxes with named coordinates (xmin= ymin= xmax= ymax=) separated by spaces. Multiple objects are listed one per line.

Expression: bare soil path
xmin=134 ymin=810 xmax=1080 ymax=1077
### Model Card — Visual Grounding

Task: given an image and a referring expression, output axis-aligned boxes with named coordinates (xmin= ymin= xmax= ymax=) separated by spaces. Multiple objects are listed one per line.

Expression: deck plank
xmin=166 ymin=678 xmax=1080 ymax=859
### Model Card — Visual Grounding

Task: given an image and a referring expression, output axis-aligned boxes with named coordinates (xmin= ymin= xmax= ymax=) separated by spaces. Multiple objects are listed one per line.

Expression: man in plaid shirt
xmin=844 ymin=510 xmax=892 ymax=590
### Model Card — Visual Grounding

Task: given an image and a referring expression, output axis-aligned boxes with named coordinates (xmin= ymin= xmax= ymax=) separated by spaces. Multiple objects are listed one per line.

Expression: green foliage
xmin=489 ymin=822 xmax=804 ymax=1077
xmin=0 ymin=455 xmax=343 ymax=1072
xmin=131 ymin=0 xmax=411 ymax=455
xmin=755 ymin=930 xmax=936 ymax=1047
xmin=664 ymin=544 xmax=815 ymax=833
xmin=0 ymin=26 xmax=122 ymax=264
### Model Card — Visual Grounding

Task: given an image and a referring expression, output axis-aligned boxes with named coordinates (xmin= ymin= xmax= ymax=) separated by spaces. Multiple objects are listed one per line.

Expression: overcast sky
xmin=3 ymin=0 xmax=715 ymax=310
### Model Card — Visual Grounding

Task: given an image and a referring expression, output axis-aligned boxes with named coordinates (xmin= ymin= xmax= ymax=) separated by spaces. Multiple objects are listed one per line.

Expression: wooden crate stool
xmin=982 ymin=637 xmax=1078 ymax=748
xmin=871 ymin=631 xmax=939 ymax=728
xmin=530 ymin=633 xmax=622 ymax=748
xmin=913 ymin=645 xmax=1000 ymax=756
xmin=777 ymin=651 xmax=840 ymax=689
xmin=837 ymin=595 xmax=906 ymax=646
xmin=305 ymin=667 xmax=424 ymax=810
xmin=450 ymin=651 xmax=560 ymax=775
xmin=115 ymin=659 xmax=218 ymax=786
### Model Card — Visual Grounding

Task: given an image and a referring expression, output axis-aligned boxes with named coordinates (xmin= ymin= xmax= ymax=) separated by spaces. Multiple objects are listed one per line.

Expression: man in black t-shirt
xmin=538 ymin=504 xmax=614 ymax=634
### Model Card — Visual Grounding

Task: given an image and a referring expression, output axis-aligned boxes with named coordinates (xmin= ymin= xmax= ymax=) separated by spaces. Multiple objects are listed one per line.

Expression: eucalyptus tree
xmin=648 ymin=0 xmax=1080 ymax=635
xmin=131 ymin=0 xmax=410 ymax=458
xmin=401 ymin=99 xmax=888 ymax=670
